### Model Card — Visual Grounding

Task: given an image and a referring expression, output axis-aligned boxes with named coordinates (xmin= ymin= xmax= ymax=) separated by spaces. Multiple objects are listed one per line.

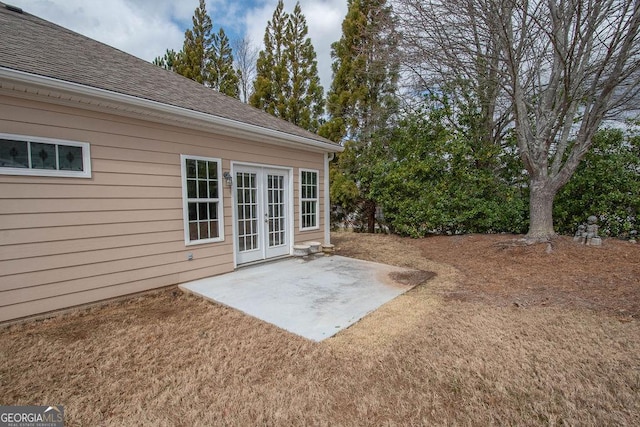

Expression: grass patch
xmin=1 ymin=232 xmax=638 ymax=425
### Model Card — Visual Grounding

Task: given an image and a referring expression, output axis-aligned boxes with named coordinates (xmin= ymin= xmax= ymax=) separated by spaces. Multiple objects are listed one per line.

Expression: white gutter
xmin=0 ymin=67 xmax=343 ymax=153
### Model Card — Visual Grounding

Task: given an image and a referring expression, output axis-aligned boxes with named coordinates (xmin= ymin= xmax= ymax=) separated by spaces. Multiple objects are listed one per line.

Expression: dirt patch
xmin=1 ymin=232 xmax=639 ymax=426
xmin=420 ymin=234 xmax=639 ymax=317
xmin=389 ymin=270 xmax=436 ymax=286
xmin=334 ymin=232 xmax=640 ymax=318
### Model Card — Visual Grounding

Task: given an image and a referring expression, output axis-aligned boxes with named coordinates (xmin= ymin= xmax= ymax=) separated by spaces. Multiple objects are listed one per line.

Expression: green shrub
xmin=554 ymin=129 xmax=639 ymax=237
xmin=370 ymin=107 xmax=528 ymax=237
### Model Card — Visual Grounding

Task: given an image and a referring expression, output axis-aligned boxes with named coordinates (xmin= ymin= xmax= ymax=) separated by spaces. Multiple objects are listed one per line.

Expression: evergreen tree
xmin=321 ymin=0 xmax=400 ymax=232
xmin=321 ymin=0 xmax=399 ymax=142
xmin=285 ymin=3 xmax=324 ymax=132
xmin=153 ymin=49 xmax=179 ymax=71
xmin=250 ymin=1 xmax=324 ymax=132
xmin=211 ymin=28 xmax=239 ymax=98
xmin=251 ymin=0 xmax=290 ymax=117
xmin=174 ymin=0 xmax=213 ymax=85
xmin=154 ymin=0 xmax=240 ymax=99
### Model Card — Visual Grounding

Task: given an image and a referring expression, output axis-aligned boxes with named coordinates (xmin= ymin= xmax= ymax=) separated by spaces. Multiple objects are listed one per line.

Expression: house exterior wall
xmin=0 ymin=94 xmax=326 ymax=322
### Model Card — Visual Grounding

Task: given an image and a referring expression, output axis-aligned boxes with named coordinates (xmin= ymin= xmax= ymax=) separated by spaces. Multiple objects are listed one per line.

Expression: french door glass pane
xmin=237 ymin=172 xmax=258 ymax=252
xmin=267 ymin=174 xmax=285 ymax=248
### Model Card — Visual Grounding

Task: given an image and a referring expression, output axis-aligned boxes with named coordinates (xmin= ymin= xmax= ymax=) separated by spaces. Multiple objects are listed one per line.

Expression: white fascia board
xmin=0 ymin=67 xmax=343 ymax=153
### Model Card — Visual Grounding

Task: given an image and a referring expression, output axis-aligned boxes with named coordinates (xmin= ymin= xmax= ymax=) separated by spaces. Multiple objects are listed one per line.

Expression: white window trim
xmin=299 ymin=168 xmax=320 ymax=231
xmin=180 ymin=154 xmax=225 ymax=245
xmin=0 ymin=133 xmax=91 ymax=178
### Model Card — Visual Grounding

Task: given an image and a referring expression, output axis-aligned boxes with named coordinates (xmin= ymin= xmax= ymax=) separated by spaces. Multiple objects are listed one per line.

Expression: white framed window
xmin=181 ymin=155 xmax=224 ymax=245
xmin=300 ymin=169 xmax=319 ymax=231
xmin=0 ymin=133 xmax=91 ymax=178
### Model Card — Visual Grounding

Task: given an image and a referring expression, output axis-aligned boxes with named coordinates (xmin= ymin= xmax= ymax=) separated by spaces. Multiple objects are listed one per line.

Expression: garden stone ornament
xmin=573 ymin=216 xmax=602 ymax=246
xmin=573 ymin=224 xmax=586 ymax=242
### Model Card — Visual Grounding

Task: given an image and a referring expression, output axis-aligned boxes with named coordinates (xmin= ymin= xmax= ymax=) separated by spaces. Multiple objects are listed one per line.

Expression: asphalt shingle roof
xmin=0 ymin=2 xmax=337 ymax=147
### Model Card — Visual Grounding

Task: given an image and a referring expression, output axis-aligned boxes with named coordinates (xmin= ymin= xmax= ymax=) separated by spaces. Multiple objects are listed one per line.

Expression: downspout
xmin=324 ymin=152 xmax=335 ymax=244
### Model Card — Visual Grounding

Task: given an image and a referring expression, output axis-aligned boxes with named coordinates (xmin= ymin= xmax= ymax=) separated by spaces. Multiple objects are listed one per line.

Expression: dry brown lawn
xmin=1 ymin=232 xmax=639 ymax=426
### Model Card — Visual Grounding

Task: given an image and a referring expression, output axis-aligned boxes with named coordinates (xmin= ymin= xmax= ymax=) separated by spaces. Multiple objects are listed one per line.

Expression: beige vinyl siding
xmin=0 ymin=95 xmax=327 ymax=322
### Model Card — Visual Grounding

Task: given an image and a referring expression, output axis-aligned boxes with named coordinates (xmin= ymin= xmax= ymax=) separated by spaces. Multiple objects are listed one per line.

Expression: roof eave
xmin=0 ymin=67 xmax=343 ymax=153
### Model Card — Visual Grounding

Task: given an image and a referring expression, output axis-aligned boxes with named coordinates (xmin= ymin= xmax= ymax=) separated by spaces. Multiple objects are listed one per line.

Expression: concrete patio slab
xmin=180 ymin=255 xmax=416 ymax=341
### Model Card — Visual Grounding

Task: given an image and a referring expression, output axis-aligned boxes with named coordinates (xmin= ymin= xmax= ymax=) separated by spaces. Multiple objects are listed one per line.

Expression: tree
xmin=174 ymin=0 xmax=213 ymax=85
xmin=285 ymin=3 xmax=324 ymax=131
xmin=395 ymin=0 xmax=511 ymax=171
xmin=233 ymin=37 xmax=259 ymax=103
xmin=153 ymin=49 xmax=179 ymax=71
xmin=396 ymin=0 xmax=640 ymax=241
xmin=495 ymin=0 xmax=640 ymax=241
xmin=321 ymin=0 xmax=400 ymax=232
xmin=211 ymin=28 xmax=239 ymax=98
xmin=371 ymin=99 xmax=528 ymax=237
xmin=250 ymin=1 xmax=324 ymax=132
xmin=251 ymin=0 xmax=290 ymax=117
xmin=155 ymin=0 xmax=239 ymax=98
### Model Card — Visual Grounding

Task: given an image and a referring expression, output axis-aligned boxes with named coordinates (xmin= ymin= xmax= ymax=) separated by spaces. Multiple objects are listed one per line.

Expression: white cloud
xmin=10 ymin=0 xmax=190 ymax=61
xmin=9 ymin=0 xmax=347 ymax=89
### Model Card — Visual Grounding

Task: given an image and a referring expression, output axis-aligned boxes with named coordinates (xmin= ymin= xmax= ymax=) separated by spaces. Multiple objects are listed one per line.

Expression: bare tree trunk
xmin=527 ymin=178 xmax=556 ymax=241
xmin=233 ymin=37 xmax=258 ymax=103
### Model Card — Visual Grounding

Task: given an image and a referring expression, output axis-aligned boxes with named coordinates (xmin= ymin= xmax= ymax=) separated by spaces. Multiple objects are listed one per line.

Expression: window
xmin=0 ymin=133 xmax=91 ymax=178
xmin=181 ymin=155 xmax=224 ymax=245
xmin=300 ymin=169 xmax=319 ymax=230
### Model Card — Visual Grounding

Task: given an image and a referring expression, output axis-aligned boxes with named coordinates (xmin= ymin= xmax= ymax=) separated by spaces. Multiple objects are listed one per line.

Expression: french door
xmin=235 ymin=165 xmax=290 ymax=265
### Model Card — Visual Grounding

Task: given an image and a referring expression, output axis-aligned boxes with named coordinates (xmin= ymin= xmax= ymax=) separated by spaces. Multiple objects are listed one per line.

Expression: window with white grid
xmin=181 ymin=155 xmax=224 ymax=245
xmin=300 ymin=169 xmax=319 ymax=230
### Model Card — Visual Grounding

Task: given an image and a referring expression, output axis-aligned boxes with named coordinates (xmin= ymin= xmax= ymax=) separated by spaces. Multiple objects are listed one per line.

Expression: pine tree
xmin=174 ymin=0 xmax=213 ymax=85
xmin=250 ymin=0 xmax=289 ymax=117
xmin=321 ymin=0 xmax=400 ymax=232
xmin=155 ymin=0 xmax=240 ymax=99
xmin=153 ymin=49 xmax=179 ymax=71
xmin=285 ymin=3 xmax=324 ymax=132
xmin=211 ymin=28 xmax=239 ymax=98
xmin=250 ymin=1 xmax=324 ymax=132
xmin=321 ymin=0 xmax=399 ymax=142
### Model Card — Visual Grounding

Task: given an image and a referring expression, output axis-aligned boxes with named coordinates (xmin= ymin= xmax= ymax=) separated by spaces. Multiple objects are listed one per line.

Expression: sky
xmin=8 ymin=0 xmax=348 ymax=92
